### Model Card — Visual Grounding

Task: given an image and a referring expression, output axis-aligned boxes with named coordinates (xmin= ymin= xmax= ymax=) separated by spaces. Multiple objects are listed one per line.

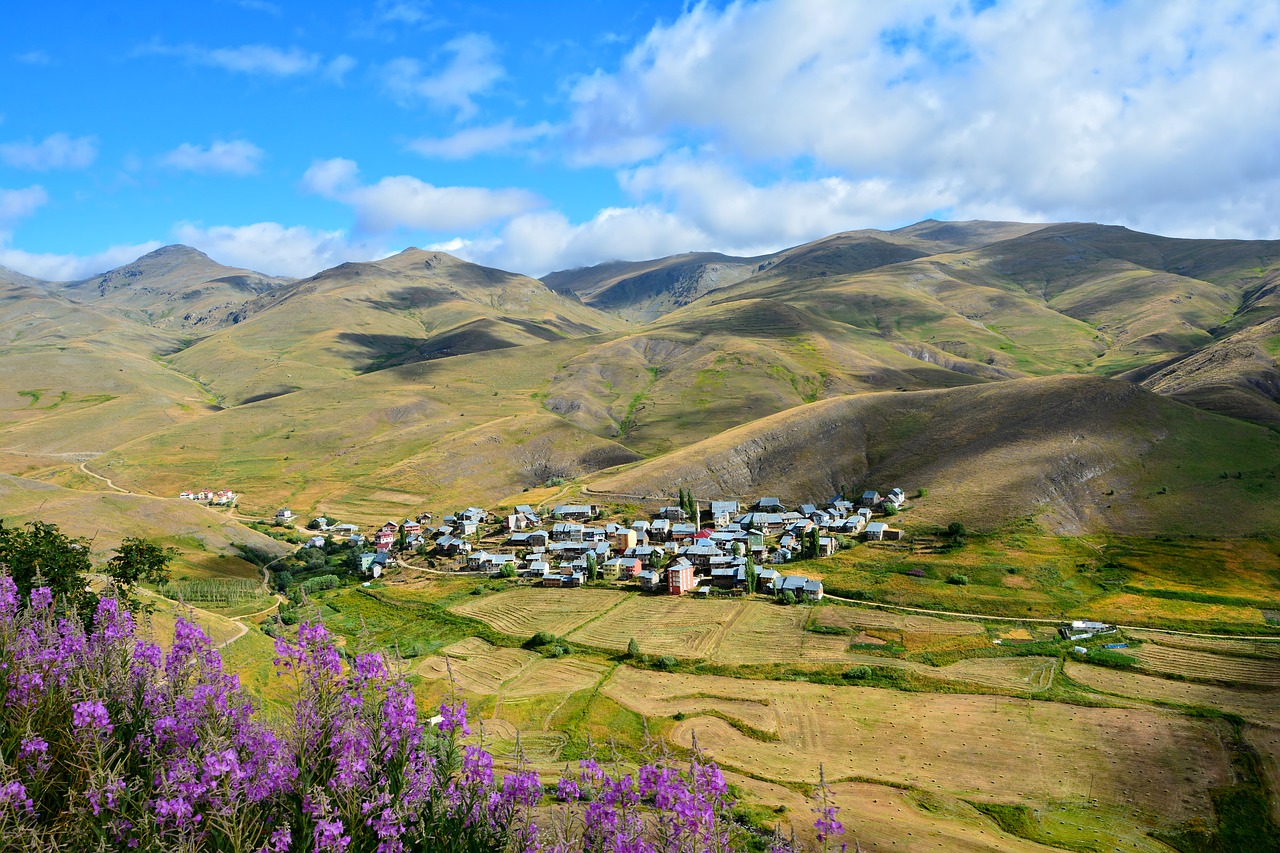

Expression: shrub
xmin=525 ymin=630 xmax=557 ymax=649
xmin=946 ymin=521 xmax=966 ymax=538
xmin=906 ymin=568 xmax=926 ymax=578
xmin=656 ymin=655 xmax=679 ymax=671
xmin=781 ymin=590 xmax=797 ymax=605
xmin=844 ymin=665 xmax=872 ymax=680
xmin=299 ymin=574 xmax=340 ymax=594
xmin=946 ymin=574 xmax=969 ymax=585
xmin=626 ymin=637 xmax=641 ymax=658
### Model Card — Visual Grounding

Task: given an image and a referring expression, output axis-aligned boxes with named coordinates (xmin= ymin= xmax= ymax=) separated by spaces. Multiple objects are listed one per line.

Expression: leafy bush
xmin=844 ymin=665 xmax=872 ymax=680
xmin=946 ymin=521 xmax=965 ymax=537
xmin=656 ymin=655 xmax=679 ymax=671
xmin=299 ymin=574 xmax=340 ymax=594
xmin=0 ymin=577 xmax=842 ymax=852
xmin=906 ymin=568 xmax=926 ymax=578
xmin=525 ymin=630 xmax=557 ymax=649
xmin=946 ymin=574 xmax=969 ymax=585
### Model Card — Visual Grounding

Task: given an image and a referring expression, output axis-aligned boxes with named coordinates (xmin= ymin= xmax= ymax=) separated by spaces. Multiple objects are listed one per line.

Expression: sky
xmin=2 ymin=0 xmax=1279 ymax=280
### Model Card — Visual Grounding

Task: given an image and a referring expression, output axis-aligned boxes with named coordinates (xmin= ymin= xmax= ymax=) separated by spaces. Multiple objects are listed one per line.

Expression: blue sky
xmin=2 ymin=0 xmax=1279 ymax=279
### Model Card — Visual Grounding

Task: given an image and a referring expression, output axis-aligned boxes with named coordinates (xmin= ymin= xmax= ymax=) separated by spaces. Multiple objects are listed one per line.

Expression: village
xmin=281 ymin=488 xmax=914 ymax=601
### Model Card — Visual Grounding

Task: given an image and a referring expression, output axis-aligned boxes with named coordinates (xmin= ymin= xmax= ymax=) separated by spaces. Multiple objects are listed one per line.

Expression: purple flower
xmin=314 ymin=818 xmax=351 ymax=852
xmin=72 ymin=699 xmax=113 ymax=734
xmin=29 ymin=586 xmax=53 ymax=610
xmin=438 ymin=701 xmax=470 ymax=737
xmin=0 ymin=780 xmax=35 ymax=815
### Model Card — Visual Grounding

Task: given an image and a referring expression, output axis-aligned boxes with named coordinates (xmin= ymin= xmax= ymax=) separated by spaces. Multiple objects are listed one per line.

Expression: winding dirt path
xmin=78 ymin=459 xmax=130 ymax=494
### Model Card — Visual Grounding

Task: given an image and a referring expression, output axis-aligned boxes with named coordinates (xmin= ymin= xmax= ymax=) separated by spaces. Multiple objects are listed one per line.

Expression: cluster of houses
xmin=179 ymin=489 xmax=238 ymax=505
xmin=290 ymin=489 xmax=908 ymax=597
xmin=418 ymin=490 xmax=909 ymax=600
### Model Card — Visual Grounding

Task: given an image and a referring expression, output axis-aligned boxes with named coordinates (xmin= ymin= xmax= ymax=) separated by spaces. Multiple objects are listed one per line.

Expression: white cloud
xmin=161 ymin=140 xmax=264 ymax=175
xmin=0 ymin=239 xmax=162 ymax=281
xmin=137 ymin=40 xmax=346 ymax=79
xmin=301 ymin=158 xmax=543 ymax=232
xmin=14 ymin=50 xmax=53 ymax=65
xmin=0 ymin=133 xmax=98 ymax=170
xmin=381 ymin=34 xmax=504 ymax=118
xmin=0 ymin=185 xmax=49 ymax=226
xmin=172 ymin=221 xmax=387 ymax=278
xmin=565 ymin=0 xmax=1280 ymax=239
xmin=407 ymin=120 xmax=554 ymax=159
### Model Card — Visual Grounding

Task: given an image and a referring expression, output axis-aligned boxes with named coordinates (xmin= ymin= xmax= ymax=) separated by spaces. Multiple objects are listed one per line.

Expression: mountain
xmin=0 ymin=264 xmax=47 ymax=289
xmin=162 ymin=248 xmax=628 ymax=406
xmin=543 ymin=252 xmax=760 ymax=322
xmin=5 ymin=218 xmax=1280 ymax=535
xmin=539 ymin=222 xmax=1046 ymax=322
xmin=60 ymin=244 xmax=292 ymax=331
xmin=590 ymin=375 xmax=1280 ymax=536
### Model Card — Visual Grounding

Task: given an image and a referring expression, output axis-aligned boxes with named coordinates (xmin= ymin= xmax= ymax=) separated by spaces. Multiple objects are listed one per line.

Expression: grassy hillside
xmin=165 ymin=249 xmax=627 ymax=406
xmin=0 ymin=280 xmax=217 ymax=466
xmin=0 ymin=473 xmax=289 ymax=579
xmin=591 ymin=375 xmax=1280 ymax=536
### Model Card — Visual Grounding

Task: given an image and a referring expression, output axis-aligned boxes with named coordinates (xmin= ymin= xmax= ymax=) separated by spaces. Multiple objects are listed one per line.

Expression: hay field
xmin=450 ymin=588 xmax=630 ymax=638
xmin=1126 ymin=629 xmax=1280 ymax=659
xmin=603 ymin=666 xmax=1231 ymax=831
xmin=811 ymin=605 xmax=987 ymax=636
xmin=1063 ymin=661 xmax=1280 ymax=721
xmin=504 ymin=657 xmax=605 ymax=698
xmin=1131 ymin=643 xmax=1280 ymax=686
xmin=726 ymin=772 xmax=1168 ymax=853
xmin=567 ymin=595 xmax=747 ymax=657
xmin=415 ymin=638 xmax=540 ymax=695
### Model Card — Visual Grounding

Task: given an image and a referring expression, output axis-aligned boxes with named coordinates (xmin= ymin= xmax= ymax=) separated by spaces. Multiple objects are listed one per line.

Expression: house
xmin=670 ymin=523 xmax=699 ymax=541
xmin=859 ymin=490 xmax=881 ymax=508
xmin=552 ymin=504 xmax=598 ymax=520
xmin=679 ymin=543 xmax=721 ymax=567
xmin=331 ymin=523 xmax=360 ymax=536
xmin=601 ymin=556 xmax=642 ymax=580
xmin=710 ymin=567 xmax=739 ymax=589
xmin=754 ymin=497 xmax=784 ymax=511
xmin=708 ymin=502 xmax=738 ymax=526
xmin=773 ymin=575 xmax=823 ymax=600
xmin=310 ymin=517 xmax=330 ymax=530
xmin=755 ymin=567 xmax=779 ymax=593
xmin=770 ymin=548 xmax=793 ymax=564
xmin=818 ymin=536 xmax=838 ymax=557
xmin=1059 ymin=621 xmax=1117 ymax=641
xmin=612 ymin=528 xmax=638 ymax=551
xmin=667 ymin=560 xmax=696 ymax=595
xmin=551 ymin=522 xmax=584 ymax=542
xmin=542 ymin=569 xmax=585 ymax=588
xmin=211 ymin=490 xmax=238 ymax=505
xmin=865 ymin=522 xmax=889 ymax=541
xmin=435 ymin=535 xmax=472 ymax=556
xmin=374 ymin=529 xmax=396 ymax=552
xmin=402 ymin=520 xmax=422 ymax=537
xmin=648 ymin=519 xmax=672 ymax=541
xmin=657 ymin=506 xmax=689 ymax=521
xmin=354 ymin=552 xmax=388 ymax=578
xmin=307 ymin=536 xmax=326 ymax=549
xmin=275 ymin=508 xmax=294 ymax=521
xmin=525 ymin=530 xmax=550 ymax=549
xmin=460 ymin=507 xmax=489 ymax=524
xmin=885 ymin=488 xmax=907 ymax=509
xmin=637 ymin=569 xmax=664 ymax=592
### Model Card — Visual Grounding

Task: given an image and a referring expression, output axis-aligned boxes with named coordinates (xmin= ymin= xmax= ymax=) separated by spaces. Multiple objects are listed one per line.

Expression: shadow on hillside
xmin=339 ymin=324 xmax=521 ymax=373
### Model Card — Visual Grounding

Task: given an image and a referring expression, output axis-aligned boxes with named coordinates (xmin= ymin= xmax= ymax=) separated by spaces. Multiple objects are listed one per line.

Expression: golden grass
xmin=1063 ymin=662 xmax=1279 ymax=722
xmin=1130 ymin=643 xmax=1280 ymax=686
xmin=415 ymin=639 xmax=540 ymax=695
xmin=603 ymin=666 xmax=1231 ymax=833
xmin=450 ymin=587 xmax=630 ymax=639
xmin=567 ymin=596 xmax=746 ymax=658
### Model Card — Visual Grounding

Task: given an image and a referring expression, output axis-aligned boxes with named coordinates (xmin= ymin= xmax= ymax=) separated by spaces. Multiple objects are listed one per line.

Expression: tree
xmin=106 ymin=537 xmax=176 ymax=612
xmin=626 ymin=637 xmax=640 ymax=658
xmin=397 ymin=524 xmax=408 ymax=550
xmin=744 ymin=558 xmax=757 ymax=594
xmin=585 ymin=550 xmax=598 ymax=581
xmin=782 ymin=590 xmax=797 ymax=605
xmin=0 ymin=520 xmax=95 ymax=617
xmin=947 ymin=521 xmax=966 ymax=538
xmin=498 ymin=563 xmax=517 ymax=579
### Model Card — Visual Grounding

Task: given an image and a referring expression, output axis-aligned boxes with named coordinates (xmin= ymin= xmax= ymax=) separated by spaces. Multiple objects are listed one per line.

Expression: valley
xmin=3 ymin=219 xmax=1280 ymax=849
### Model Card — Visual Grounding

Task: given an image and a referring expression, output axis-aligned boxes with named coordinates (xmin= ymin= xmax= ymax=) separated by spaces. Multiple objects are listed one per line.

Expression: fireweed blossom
xmin=0 ymin=576 xmax=847 ymax=851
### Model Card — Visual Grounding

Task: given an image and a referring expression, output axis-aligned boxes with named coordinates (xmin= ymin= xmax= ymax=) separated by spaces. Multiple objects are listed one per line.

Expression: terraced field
xmin=450 ymin=588 xmax=630 ymax=638
xmin=603 ymin=666 xmax=1229 ymax=846
xmin=1126 ymin=629 xmax=1280 ymax=659
xmin=1064 ymin=662 xmax=1279 ymax=720
xmin=1131 ymin=642 xmax=1280 ymax=686
xmin=415 ymin=638 xmax=540 ymax=694
xmin=567 ymin=595 xmax=746 ymax=657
